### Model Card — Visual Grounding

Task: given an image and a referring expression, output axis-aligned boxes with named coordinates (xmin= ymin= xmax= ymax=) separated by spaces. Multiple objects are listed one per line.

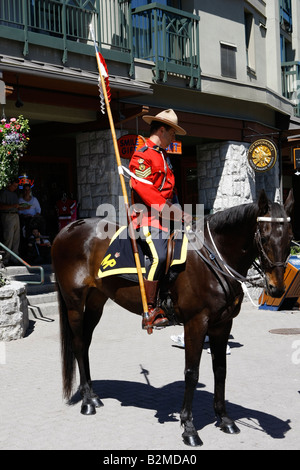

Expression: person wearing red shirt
xmin=129 ymin=109 xmax=192 ymax=330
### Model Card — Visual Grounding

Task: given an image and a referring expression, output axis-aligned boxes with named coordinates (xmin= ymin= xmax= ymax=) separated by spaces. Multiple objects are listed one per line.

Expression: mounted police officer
xmin=129 ymin=109 xmax=192 ymax=330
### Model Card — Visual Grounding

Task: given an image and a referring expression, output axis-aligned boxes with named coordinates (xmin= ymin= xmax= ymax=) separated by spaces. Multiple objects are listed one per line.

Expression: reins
xmin=188 ymin=229 xmax=259 ymax=307
xmin=187 ymin=225 xmax=256 ymax=286
xmin=187 ymin=226 xmax=262 ymax=307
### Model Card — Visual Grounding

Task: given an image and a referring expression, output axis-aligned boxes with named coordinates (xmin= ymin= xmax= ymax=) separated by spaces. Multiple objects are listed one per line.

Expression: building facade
xmin=0 ymin=0 xmax=299 ymax=239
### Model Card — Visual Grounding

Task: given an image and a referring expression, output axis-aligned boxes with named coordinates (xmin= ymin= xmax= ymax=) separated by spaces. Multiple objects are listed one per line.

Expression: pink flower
xmin=4 ymin=124 xmax=10 ymax=129
xmin=10 ymin=118 xmax=16 ymax=122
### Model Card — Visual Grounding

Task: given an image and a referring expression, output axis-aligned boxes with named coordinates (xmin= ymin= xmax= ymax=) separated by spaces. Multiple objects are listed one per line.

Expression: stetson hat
xmin=142 ymin=109 xmax=186 ymax=135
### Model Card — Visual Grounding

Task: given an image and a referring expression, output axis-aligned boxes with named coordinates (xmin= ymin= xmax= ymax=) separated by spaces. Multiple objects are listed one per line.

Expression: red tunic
xmin=56 ymin=198 xmax=77 ymax=231
xmin=129 ymin=138 xmax=175 ymax=231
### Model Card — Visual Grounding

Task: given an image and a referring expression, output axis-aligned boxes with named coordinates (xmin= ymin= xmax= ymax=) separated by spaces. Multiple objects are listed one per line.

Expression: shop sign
xmin=247 ymin=139 xmax=277 ymax=172
xmin=293 ymin=148 xmax=300 ymax=169
xmin=166 ymin=141 xmax=182 ymax=154
xmin=117 ymin=134 xmax=146 ymax=159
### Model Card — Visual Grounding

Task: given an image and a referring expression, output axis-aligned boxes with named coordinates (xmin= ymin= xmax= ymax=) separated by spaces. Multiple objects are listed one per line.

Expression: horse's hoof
xmin=182 ymin=433 xmax=203 ymax=447
xmin=220 ymin=419 xmax=240 ymax=434
xmin=81 ymin=403 xmax=96 ymax=415
xmin=91 ymin=396 xmax=104 ymax=408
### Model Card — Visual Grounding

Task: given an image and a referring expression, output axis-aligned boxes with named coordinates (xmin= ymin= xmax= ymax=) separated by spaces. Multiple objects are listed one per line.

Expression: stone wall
xmin=0 ymin=281 xmax=29 ymax=341
xmin=197 ymin=140 xmax=281 ymax=212
xmin=77 ymin=129 xmax=128 ymax=222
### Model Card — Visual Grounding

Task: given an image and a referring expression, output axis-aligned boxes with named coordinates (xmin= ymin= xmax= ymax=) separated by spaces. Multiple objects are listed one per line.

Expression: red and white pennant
xmin=89 ymin=24 xmax=111 ymax=114
xmin=97 ymin=52 xmax=111 ymax=114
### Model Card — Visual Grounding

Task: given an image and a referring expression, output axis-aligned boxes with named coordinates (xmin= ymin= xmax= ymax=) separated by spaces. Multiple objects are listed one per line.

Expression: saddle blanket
xmin=97 ymin=226 xmax=188 ymax=280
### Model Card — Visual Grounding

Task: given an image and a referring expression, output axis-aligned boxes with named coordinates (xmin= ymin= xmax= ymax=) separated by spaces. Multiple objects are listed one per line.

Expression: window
xmin=220 ymin=42 xmax=237 ymax=79
xmin=280 ymin=0 xmax=292 ymax=32
xmin=281 ymin=34 xmax=293 ymax=62
xmin=244 ymin=11 xmax=256 ymax=73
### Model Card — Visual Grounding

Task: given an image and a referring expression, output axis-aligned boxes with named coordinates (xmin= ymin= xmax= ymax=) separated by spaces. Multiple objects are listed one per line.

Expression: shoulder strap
xmin=121 ymin=166 xmax=153 ymax=185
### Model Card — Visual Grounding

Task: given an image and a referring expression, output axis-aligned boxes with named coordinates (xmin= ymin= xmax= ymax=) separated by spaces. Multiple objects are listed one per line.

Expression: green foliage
xmin=0 ymin=115 xmax=30 ymax=190
xmin=0 ymin=273 xmax=8 ymax=287
xmin=291 ymin=245 xmax=300 ymax=255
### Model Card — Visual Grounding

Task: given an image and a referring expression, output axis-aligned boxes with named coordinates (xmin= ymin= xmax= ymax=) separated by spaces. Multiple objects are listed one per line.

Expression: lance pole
xmin=90 ymin=26 xmax=150 ymax=329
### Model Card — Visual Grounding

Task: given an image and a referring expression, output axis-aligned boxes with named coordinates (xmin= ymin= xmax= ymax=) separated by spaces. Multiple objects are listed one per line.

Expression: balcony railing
xmin=282 ymin=61 xmax=300 ymax=117
xmin=0 ymin=0 xmax=132 ymax=65
xmin=0 ymin=0 xmax=200 ymax=88
xmin=131 ymin=3 xmax=200 ymax=88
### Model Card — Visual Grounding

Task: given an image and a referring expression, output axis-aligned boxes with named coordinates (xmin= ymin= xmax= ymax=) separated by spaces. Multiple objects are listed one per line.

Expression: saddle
xmin=97 ymin=226 xmax=188 ymax=282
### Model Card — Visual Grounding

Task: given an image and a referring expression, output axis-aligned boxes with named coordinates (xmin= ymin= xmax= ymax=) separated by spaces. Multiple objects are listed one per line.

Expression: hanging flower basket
xmin=0 ymin=115 xmax=30 ymax=190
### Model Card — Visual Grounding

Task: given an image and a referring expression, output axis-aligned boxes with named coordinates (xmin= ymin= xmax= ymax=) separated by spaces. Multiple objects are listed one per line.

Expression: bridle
xmin=254 ymin=216 xmax=291 ymax=270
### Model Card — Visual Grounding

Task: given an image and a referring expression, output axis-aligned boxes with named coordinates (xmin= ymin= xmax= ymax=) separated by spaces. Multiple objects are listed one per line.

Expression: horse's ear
xmin=257 ymin=189 xmax=269 ymax=216
xmin=284 ymin=188 xmax=294 ymax=217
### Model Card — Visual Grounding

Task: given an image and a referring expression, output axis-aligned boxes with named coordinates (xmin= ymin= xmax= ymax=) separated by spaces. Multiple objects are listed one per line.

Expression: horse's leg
xmin=209 ymin=320 xmax=240 ymax=434
xmin=180 ymin=318 xmax=206 ymax=447
xmin=80 ymin=305 xmax=105 ymax=414
xmin=67 ymin=308 xmax=98 ymax=415
xmin=69 ymin=292 xmax=107 ymax=415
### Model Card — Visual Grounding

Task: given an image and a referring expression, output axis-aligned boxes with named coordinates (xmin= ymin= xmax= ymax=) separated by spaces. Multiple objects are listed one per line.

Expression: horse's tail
xmin=57 ymin=282 xmax=75 ymax=400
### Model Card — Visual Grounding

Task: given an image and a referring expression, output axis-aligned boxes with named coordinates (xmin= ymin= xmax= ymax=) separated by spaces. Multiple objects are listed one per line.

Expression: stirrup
xmin=142 ymin=307 xmax=168 ymax=332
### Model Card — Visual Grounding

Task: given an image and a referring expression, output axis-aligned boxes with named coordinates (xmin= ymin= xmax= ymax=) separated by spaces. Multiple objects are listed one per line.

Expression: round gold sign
xmin=248 ymin=139 xmax=277 ymax=172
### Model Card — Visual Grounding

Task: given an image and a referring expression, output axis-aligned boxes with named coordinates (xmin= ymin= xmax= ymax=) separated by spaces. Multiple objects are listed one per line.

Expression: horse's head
xmin=255 ymin=189 xmax=294 ymax=297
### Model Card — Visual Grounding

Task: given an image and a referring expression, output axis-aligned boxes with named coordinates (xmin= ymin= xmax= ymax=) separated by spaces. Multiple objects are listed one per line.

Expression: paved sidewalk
xmin=0 ymin=299 xmax=299 ymax=451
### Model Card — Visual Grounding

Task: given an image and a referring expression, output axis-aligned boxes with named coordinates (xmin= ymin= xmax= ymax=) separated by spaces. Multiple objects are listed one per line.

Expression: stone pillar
xmin=0 ymin=281 xmax=29 ymax=341
xmin=76 ymin=129 xmax=129 ymax=224
xmin=197 ymin=141 xmax=280 ymax=213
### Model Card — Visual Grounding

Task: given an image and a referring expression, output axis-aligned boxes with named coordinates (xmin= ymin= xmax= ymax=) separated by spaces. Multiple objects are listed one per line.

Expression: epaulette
xmin=138 ymin=145 xmax=148 ymax=152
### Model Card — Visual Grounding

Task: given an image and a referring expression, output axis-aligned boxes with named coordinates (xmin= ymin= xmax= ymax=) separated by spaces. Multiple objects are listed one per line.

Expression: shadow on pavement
xmin=69 ymin=378 xmax=291 ymax=440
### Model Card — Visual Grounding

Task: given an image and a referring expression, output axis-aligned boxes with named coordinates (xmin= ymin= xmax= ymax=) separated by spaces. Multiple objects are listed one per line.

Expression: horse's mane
xmin=206 ymin=198 xmax=286 ymax=234
xmin=206 ymin=202 xmax=256 ymax=233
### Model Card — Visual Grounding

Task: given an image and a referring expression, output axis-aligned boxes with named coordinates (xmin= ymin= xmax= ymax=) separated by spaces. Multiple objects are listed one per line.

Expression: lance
xmin=89 ymin=25 xmax=151 ymax=332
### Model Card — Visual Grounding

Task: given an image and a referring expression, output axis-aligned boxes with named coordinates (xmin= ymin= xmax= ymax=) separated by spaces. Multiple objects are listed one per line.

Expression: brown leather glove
xmin=160 ymin=200 xmax=192 ymax=225
xmin=160 ymin=200 xmax=182 ymax=221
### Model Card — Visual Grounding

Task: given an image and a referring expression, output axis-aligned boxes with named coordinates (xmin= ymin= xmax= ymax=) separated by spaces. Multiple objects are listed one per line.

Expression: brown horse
xmin=51 ymin=189 xmax=294 ymax=447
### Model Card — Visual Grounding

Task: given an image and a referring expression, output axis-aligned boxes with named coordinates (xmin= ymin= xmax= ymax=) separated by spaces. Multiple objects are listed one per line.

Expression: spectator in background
xmin=18 ymin=183 xmax=45 ymax=237
xmin=0 ymin=178 xmax=22 ymax=266
xmin=27 ymin=225 xmax=51 ymax=265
